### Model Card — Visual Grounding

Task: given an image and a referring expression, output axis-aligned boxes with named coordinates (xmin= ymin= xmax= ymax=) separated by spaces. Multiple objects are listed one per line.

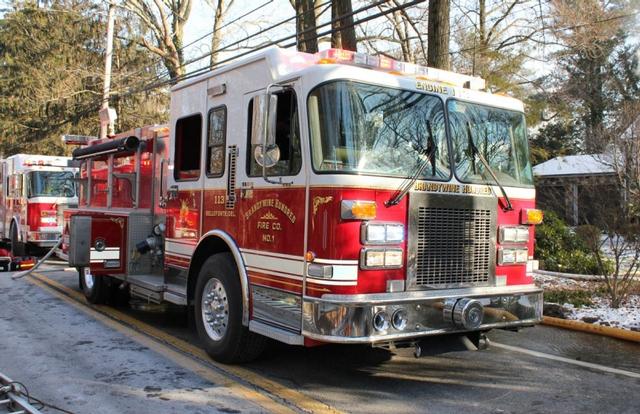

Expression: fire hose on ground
xmin=11 ymin=238 xmax=63 ymax=280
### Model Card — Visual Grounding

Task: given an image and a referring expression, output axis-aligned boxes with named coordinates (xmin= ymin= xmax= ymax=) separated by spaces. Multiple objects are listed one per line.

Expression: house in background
xmin=533 ymin=154 xmax=619 ymax=226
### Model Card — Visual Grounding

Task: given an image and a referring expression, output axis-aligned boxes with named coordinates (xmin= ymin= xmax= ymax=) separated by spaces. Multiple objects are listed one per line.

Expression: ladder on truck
xmin=0 ymin=372 xmax=42 ymax=414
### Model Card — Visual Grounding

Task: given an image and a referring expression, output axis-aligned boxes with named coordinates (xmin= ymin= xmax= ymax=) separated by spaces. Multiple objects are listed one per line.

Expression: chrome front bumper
xmin=28 ymin=230 xmax=62 ymax=246
xmin=302 ymin=285 xmax=543 ymax=343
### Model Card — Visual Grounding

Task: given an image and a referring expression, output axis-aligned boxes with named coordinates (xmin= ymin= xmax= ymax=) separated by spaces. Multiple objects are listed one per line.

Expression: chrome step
xmin=126 ymin=274 xmax=187 ymax=305
xmin=249 ymin=320 xmax=303 ymax=345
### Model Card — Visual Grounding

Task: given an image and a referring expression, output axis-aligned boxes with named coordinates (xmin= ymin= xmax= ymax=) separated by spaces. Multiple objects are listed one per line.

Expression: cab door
xmin=238 ymin=84 xmax=308 ymax=332
xmin=200 ymin=78 xmax=237 ymax=242
xmin=165 ymin=112 xmax=204 ymax=270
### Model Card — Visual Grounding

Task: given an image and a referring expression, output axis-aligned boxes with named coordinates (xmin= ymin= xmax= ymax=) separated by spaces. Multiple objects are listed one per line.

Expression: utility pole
xmin=99 ymin=2 xmax=117 ymax=139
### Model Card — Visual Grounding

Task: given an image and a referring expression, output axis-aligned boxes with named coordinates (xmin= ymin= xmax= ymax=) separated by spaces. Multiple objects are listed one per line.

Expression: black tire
xmin=194 ymin=253 xmax=266 ymax=363
xmin=26 ymin=243 xmax=48 ymax=257
xmin=78 ymin=267 xmax=107 ymax=304
xmin=106 ymin=278 xmax=130 ymax=307
xmin=10 ymin=223 xmax=25 ymax=257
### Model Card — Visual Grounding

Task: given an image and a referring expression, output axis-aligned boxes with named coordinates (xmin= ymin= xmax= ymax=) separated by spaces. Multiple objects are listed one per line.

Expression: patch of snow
xmin=533 ymin=154 xmax=614 ymax=177
xmin=564 ymin=295 xmax=640 ymax=331
xmin=534 ymin=273 xmax=640 ymax=331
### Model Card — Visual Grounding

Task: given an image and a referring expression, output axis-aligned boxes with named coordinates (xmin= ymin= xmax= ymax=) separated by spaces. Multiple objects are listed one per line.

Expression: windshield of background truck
xmin=28 ymin=171 xmax=76 ymax=198
xmin=308 ymin=80 xmax=450 ymax=179
xmin=448 ymin=100 xmax=533 ymax=187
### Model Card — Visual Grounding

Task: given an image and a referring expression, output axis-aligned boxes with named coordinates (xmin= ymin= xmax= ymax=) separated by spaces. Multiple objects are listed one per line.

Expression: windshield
xmin=308 ymin=81 xmax=450 ymax=179
xmin=28 ymin=171 xmax=76 ymax=198
xmin=448 ymin=100 xmax=533 ymax=186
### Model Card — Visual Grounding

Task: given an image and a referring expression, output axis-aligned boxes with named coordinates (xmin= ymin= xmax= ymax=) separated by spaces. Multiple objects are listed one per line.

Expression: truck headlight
xmin=499 ymin=226 xmax=529 ymax=243
xmin=498 ymin=248 xmax=528 ymax=265
xmin=361 ymin=222 xmax=404 ymax=244
xmin=360 ymin=248 xmax=403 ymax=269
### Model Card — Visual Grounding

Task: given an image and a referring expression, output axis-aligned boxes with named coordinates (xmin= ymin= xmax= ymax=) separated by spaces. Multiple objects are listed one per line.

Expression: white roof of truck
xmin=172 ymin=47 xmax=524 ymax=112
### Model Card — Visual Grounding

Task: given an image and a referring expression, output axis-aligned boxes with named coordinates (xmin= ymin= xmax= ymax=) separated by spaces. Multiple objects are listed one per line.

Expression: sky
xmin=1 ymin=1 xmax=637 ymax=79
xmin=182 ymin=0 xmax=298 ymax=73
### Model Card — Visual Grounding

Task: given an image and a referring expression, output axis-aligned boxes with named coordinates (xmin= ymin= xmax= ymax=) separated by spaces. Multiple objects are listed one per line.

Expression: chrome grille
xmin=414 ymin=206 xmax=492 ymax=287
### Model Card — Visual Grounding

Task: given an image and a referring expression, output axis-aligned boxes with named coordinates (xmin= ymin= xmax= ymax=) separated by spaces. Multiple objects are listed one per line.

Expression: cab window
xmin=247 ymin=89 xmax=302 ymax=177
xmin=174 ymin=114 xmax=203 ymax=181
xmin=207 ymin=106 xmax=227 ymax=177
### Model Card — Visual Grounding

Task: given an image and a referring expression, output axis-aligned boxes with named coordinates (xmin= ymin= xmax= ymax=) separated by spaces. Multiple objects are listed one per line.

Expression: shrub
xmin=543 ymin=289 xmax=594 ymax=308
xmin=535 ymin=211 xmax=603 ymax=274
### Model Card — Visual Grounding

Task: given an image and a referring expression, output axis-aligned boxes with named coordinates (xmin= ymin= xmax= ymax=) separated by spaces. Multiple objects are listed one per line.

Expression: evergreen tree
xmin=0 ymin=0 xmax=166 ymax=156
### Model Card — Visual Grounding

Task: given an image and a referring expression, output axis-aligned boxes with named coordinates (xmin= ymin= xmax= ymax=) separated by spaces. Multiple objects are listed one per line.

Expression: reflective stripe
xmin=166 ymin=240 xmax=196 ymax=257
xmin=90 ymin=247 xmax=120 ymax=261
xmin=243 ymin=252 xmax=304 ymax=276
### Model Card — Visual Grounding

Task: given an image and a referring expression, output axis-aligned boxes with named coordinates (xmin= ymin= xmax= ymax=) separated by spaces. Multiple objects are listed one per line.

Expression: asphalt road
xmin=1 ymin=261 xmax=639 ymax=414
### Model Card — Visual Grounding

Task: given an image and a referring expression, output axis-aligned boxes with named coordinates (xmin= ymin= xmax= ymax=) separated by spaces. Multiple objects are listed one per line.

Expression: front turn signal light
xmin=341 ymin=200 xmax=377 ymax=220
xmin=521 ymin=208 xmax=543 ymax=225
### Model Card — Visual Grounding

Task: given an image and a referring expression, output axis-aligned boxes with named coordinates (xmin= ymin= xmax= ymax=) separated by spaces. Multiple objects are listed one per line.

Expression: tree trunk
xmin=331 ymin=0 xmax=357 ymax=51
xmin=293 ymin=0 xmax=318 ymax=53
xmin=476 ymin=0 xmax=486 ymax=75
xmin=427 ymin=0 xmax=450 ymax=69
xmin=210 ymin=0 xmax=225 ymax=67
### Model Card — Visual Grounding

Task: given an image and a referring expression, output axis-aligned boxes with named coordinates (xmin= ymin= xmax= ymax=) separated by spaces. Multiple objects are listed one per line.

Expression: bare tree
xmin=549 ymin=0 xmax=623 ymax=55
xmin=122 ymin=0 xmax=193 ymax=79
xmin=427 ymin=0 xmax=450 ymax=69
xmin=356 ymin=1 xmax=429 ymax=64
xmin=207 ymin=0 xmax=234 ymax=67
xmin=451 ymin=0 xmax=546 ymax=93
xmin=547 ymin=0 xmax=632 ymax=153
xmin=332 ymin=0 xmax=357 ymax=50
xmin=577 ymin=103 xmax=640 ymax=308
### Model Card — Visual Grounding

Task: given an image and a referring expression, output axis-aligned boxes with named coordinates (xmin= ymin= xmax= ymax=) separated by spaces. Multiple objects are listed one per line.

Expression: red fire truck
xmin=0 ymin=154 xmax=77 ymax=257
xmin=66 ymin=47 xmax=543 ymax=363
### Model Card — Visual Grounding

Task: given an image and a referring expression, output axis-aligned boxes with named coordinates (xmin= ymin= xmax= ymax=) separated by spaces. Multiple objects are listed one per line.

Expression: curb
xmin=542 ymin=316 xmax=640 ymax=343
xmin=533 ymin=269 xmax=601 ymax=281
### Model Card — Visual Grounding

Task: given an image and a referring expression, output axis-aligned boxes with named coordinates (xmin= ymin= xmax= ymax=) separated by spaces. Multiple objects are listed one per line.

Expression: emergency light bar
xmin=23 ymin=158 xmax=68 ymax=167
xmin=315 ymin=48 xmax=486 ymax=90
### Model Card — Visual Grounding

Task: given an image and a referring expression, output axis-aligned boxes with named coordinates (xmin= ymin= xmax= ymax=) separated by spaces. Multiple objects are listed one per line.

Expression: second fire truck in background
xmin=0 ymin=154 xmax=77 ymax=256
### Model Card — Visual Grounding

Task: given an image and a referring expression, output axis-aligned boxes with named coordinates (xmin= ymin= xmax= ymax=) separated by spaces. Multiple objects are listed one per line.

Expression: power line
xmin=444 ymin=9 xmax=640 ymax=58
xmin=111 ymin=0 xmax=334 ymax=97
xmin=129 ymin=1 xmax=637 ymax=97
xmin=113 ymin=0 xmax=274 ymax=86
xmin=115 ymin=0 xmax=427 ymax=100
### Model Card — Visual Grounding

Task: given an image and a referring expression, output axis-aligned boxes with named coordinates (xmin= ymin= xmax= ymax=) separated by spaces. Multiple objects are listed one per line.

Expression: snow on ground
xmin=534 ymin=273 xmax=640 ymax=332
xmin=564 ymin=296 xmax=640 ymax=332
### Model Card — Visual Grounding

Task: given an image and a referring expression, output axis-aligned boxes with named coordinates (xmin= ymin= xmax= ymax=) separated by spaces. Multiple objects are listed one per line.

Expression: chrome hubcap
xmin=201 ymin=278 xmax=229 ymax=341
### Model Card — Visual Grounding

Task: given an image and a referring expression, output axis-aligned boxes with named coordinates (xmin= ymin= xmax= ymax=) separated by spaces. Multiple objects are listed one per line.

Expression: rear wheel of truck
xmin=194 ymin=253 xmax=266 ymax=363
xmin=10 ymin=222 xmax=25 ymax=257
xmin=78 ymin=267 xmax=107 ymax=304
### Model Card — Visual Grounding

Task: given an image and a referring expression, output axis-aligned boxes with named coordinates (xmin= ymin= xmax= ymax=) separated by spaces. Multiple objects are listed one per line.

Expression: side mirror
xmin=252 ymin=93 xmax=279 ymax=168
xmin=13 ymin=174 xmax=23 ymax=196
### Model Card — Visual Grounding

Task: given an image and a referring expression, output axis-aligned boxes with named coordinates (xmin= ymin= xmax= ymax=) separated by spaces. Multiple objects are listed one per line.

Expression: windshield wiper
xmin=386 ymin=121 xmax=437 ymax=207
xmin=465 ymin=122 xmax=513 ymax=211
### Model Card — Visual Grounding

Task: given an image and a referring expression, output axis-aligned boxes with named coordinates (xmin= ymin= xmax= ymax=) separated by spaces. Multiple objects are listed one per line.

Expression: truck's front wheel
xmin=10 ymin=222 xmax=25 ymax=257
xmin=78 ymin=267 xmax=107 ymax=304
xmin=194 ymin=253 xmax=266 ymax=363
